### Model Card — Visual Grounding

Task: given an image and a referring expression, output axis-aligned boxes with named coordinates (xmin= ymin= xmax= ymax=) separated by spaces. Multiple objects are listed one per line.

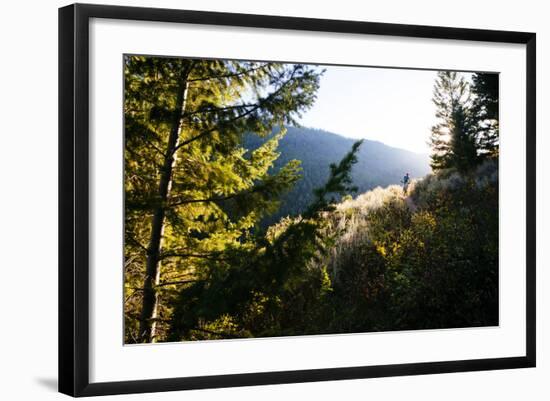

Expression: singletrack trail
xmin=404 ymin=195 xmax=418 ymax=212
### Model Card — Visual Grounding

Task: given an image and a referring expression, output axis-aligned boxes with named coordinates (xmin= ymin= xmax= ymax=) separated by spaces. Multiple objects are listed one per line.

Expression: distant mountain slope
xmin=245 ymin=126 xmax=431 ymax=226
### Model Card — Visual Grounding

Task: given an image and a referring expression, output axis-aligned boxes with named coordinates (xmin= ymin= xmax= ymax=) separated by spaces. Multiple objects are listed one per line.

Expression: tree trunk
xmin=139 ymin=68 xmax=191 ymax=343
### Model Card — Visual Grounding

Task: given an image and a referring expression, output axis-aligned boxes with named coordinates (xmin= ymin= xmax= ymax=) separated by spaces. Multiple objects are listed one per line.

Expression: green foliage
xmin=430 ymin=71 xmax=479 ymax=173
xmin=168 ymin=141 xmax=363 ymax=340
xmin=169 ymin=158 xmax=498 ymax=340
xmin=125 ymin=61 xmax=499 ymax=343
xmin=429 ymin=71 xmax=499 ymax=173
xmin=471 ymin=73 xmax=499 ymax=157
xmin=245 ymin=127 xmax=430 ymax=228
xmin=305 ymin=140 xmax=363 ymax=216
xmin=124 ymin=56 xmax=322 ymax=342
xmin=321 ymin=160 xmax=498 ymax=332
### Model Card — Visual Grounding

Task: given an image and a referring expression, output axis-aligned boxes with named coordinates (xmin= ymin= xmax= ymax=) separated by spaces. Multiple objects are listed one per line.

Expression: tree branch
xmin=167 ymin=192 xmax=243 ymax=207
xmin=191 ymin=327 xmax=244 ymax=339
xmin=183 ymin=103 xmax=258 ymax=118
xmin=129 ymin=279 xmax=203 ymax=291
xmin=160 ymin=251 xmax=228 ymax=261
xmin=126 ymin=234 xmax=149 ymax=254
xmin=155 ymin=279 xmax=203 ymax=287
xmin=173 ymin=103 xmax=264 ymax=151
xmin=173 ymin=66 xmax=300 ymax=151
xmin=187 ymin=63 xmax=271 ymax=83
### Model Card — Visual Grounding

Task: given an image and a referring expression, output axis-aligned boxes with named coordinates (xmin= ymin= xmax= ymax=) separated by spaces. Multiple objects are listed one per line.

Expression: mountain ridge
xmin=244 ymin=126 xmax=431 ymax=226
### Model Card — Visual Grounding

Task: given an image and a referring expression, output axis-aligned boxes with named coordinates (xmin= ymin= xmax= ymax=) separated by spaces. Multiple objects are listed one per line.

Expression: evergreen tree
xmin=124 ymin=56 xmax=322 ymax=343
xmin=429 ymin=71 xmax=478 ymax=173
xmin=471 ymin=73 xmax=499 ymax=157
xmin=305 ymin=140 xmax=363 ymax=217
xmin=168 ymin=140 xmax=363 ymax=341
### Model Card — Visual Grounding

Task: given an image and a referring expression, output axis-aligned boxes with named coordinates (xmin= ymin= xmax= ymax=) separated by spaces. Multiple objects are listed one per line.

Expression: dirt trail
xmin=404 ymin=196 xmax=418 ymax=212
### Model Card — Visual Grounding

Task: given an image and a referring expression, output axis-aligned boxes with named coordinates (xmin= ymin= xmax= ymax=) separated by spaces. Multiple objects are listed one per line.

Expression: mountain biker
xmin=402 ymin=173 xmax=410 ymax=195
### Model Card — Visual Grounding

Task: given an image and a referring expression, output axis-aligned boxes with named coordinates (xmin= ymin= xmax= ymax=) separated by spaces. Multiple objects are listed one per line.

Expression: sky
xmin=297 ymin=66 xmax=439 ymax=154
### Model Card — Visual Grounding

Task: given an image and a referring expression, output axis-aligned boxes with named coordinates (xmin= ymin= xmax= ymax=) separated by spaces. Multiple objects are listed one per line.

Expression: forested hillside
xmin=123 ymin=55 xmax=499 ymax=344
xmin=318 ymin=160 xmax=499 ymax=332
xmin=245 ymin=127 xmax=430 ymax=226
xmin=168 ymin=161 xmax=499 ymax=340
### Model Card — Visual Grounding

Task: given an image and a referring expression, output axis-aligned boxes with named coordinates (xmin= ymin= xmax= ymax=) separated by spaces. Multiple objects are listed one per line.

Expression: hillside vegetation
xmin=245 ymin=127 xmax=430 ymax=226
xmin=123 ymin=56 xmax=499 ymax=343
xmin=167 ymin=161 xmax=498 ymax=340
xmin=318 ymin=160 xmax=499 ymax=332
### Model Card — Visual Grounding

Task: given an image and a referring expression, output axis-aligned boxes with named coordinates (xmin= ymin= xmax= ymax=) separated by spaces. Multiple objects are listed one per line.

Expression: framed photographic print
xmin=58 ymin=3 xmax=536 ymax=397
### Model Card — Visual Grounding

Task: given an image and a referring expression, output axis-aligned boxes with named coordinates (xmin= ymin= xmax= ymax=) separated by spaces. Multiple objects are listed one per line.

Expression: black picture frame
xmin=59 ymin=3 xmax=536 ymax=397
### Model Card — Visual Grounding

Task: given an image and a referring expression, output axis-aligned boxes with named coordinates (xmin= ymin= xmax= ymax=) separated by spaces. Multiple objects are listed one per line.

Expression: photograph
xmin=123 ymin=55 xmax=499 ymax=344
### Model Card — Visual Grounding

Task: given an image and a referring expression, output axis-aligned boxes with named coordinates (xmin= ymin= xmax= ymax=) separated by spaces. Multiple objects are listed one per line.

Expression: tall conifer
xmin=429 ymin=71 xmax=478 ymax=173
xmin=124 ymin=56 xmax=322 ymax=342
xmin=471 ymin=72 xmax=499 ymax=157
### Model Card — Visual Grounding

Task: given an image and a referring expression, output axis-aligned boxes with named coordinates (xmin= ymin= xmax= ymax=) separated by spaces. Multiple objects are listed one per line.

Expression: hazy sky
xmin=297 ymin=66 xmax=439 ymax=154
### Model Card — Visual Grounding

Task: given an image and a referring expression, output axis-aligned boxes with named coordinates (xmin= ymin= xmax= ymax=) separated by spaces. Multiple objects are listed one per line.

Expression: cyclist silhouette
xmin=401 ymin=173 xmax=410 ymax=195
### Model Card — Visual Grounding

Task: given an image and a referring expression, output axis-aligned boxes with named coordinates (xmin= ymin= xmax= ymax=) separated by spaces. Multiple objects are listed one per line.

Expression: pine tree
xmin=168 ymin=140 xmax=364 ymax=340
xmin=429 ymin=71 xmax=478 ymax=173
xmin=124 ymin=56 xmax=322 ymax=342
xmin=305 ymin=139 xmax=363 ymax=216
xmin=471 ymin=73 xmax=499 ymax=157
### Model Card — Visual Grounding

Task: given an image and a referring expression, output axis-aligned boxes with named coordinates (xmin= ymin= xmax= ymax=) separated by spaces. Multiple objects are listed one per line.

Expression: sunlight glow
xmin=298 ymin=66 xmax=439 ymax=154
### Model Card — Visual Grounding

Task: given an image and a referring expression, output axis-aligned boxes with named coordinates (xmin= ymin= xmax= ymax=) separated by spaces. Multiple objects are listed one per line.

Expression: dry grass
xmin=321 ymin=180 xmax=420 ymax=277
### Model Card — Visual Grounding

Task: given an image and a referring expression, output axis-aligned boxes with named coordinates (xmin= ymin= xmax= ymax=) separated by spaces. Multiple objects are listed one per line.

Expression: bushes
xmin=169 ymin=161 xmax=499 ymax=340
xmin=319 ymin=159 xmax=499 ymax=332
